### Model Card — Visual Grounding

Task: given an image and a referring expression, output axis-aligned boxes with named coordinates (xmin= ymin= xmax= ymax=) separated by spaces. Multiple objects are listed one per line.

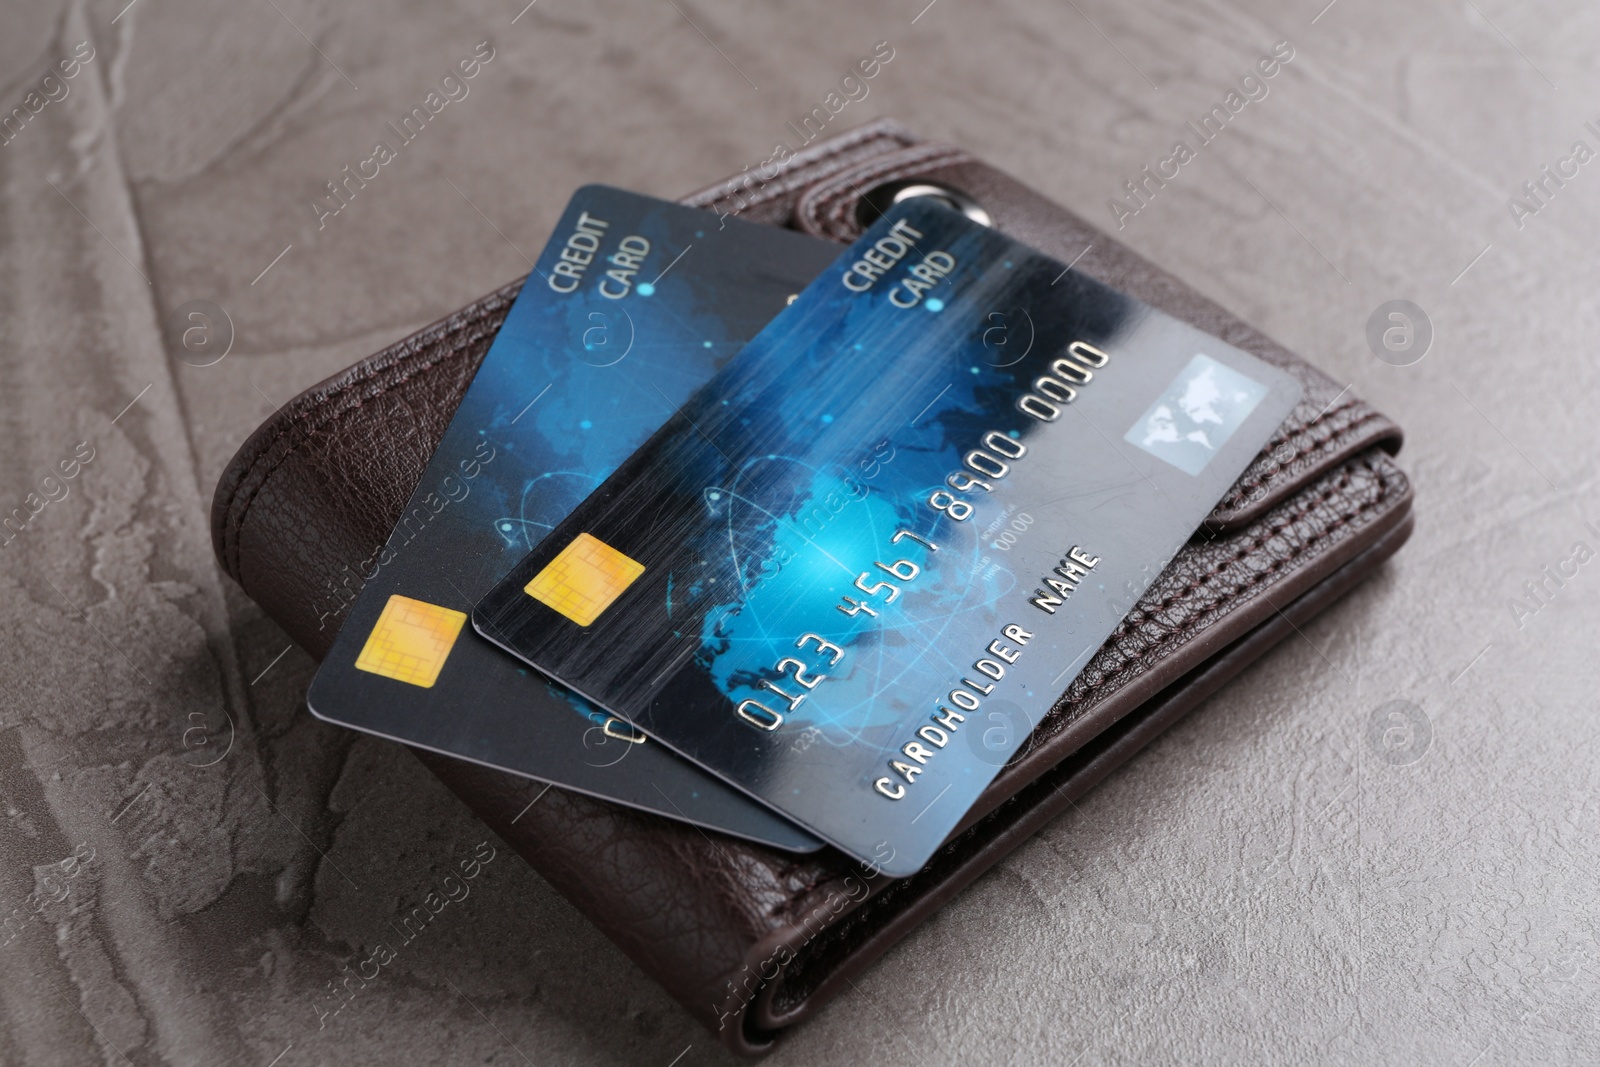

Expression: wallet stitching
xmin=769 ymin=453 xmax=1400 ymax=1010
xmin=1250 ymin=398 xmax=1364 ymax=462
xmin=713 ymin=129 xmax=913 ymax=213
xmin=1213 ymin=403 xmax=1381 ymax=515
xmin=1067 ymin=461 xmax=1367 ymax=696
xmin=1223 ymin=409 xmax=1386 ymax=515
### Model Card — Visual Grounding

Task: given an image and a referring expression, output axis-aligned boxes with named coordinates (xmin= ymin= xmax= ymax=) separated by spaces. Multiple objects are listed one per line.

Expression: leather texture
xmin=210 ymin=120 xmax=1414 ymax=1057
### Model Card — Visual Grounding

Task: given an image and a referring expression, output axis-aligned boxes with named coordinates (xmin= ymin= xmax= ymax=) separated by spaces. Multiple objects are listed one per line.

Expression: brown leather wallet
xmin=211 ymin=120 xmax=1413 ymax=1057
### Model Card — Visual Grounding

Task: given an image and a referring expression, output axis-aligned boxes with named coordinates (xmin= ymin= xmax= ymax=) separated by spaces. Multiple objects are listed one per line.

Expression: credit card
xmin=308 ymin=185 xmax=838 ymax=851
xmin=473 ymin=200 xmax=1302 ymax=876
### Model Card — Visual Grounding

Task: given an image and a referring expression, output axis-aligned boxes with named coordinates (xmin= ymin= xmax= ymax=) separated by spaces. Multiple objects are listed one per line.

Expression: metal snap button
xmin=856 ymin=179 xmax=993 ymax=230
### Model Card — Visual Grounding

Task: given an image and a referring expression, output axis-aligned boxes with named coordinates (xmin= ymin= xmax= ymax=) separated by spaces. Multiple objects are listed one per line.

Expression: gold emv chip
xmin=525 ymin=532 xmax=644 ymax=626
xmin=354 ymin=595 xmax=467 ymax=688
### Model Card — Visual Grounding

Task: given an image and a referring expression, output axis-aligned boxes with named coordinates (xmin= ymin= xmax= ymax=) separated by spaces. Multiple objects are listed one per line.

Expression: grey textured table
xmin=2 ymin=0 xmax=1596 ymax=1063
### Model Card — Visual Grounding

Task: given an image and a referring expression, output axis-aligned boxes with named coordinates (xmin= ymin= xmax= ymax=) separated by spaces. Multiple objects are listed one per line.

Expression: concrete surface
xmin=1 ymin=0 xmax=1597 ymax=1063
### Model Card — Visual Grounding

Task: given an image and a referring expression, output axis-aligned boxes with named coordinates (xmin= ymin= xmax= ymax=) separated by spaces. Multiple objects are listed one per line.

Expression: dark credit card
xmin=308 ymin=185 xmax=838 ymax=851
xmin=474 ymin=200 xmax=1302 ymax=875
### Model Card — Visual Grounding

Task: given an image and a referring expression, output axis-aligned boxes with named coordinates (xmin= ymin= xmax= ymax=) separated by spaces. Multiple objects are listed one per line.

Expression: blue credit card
xmin=473 ymin=200 xmax=1302 ymax=876
xmin=307 ymin=186 xmax=838 ymax=852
